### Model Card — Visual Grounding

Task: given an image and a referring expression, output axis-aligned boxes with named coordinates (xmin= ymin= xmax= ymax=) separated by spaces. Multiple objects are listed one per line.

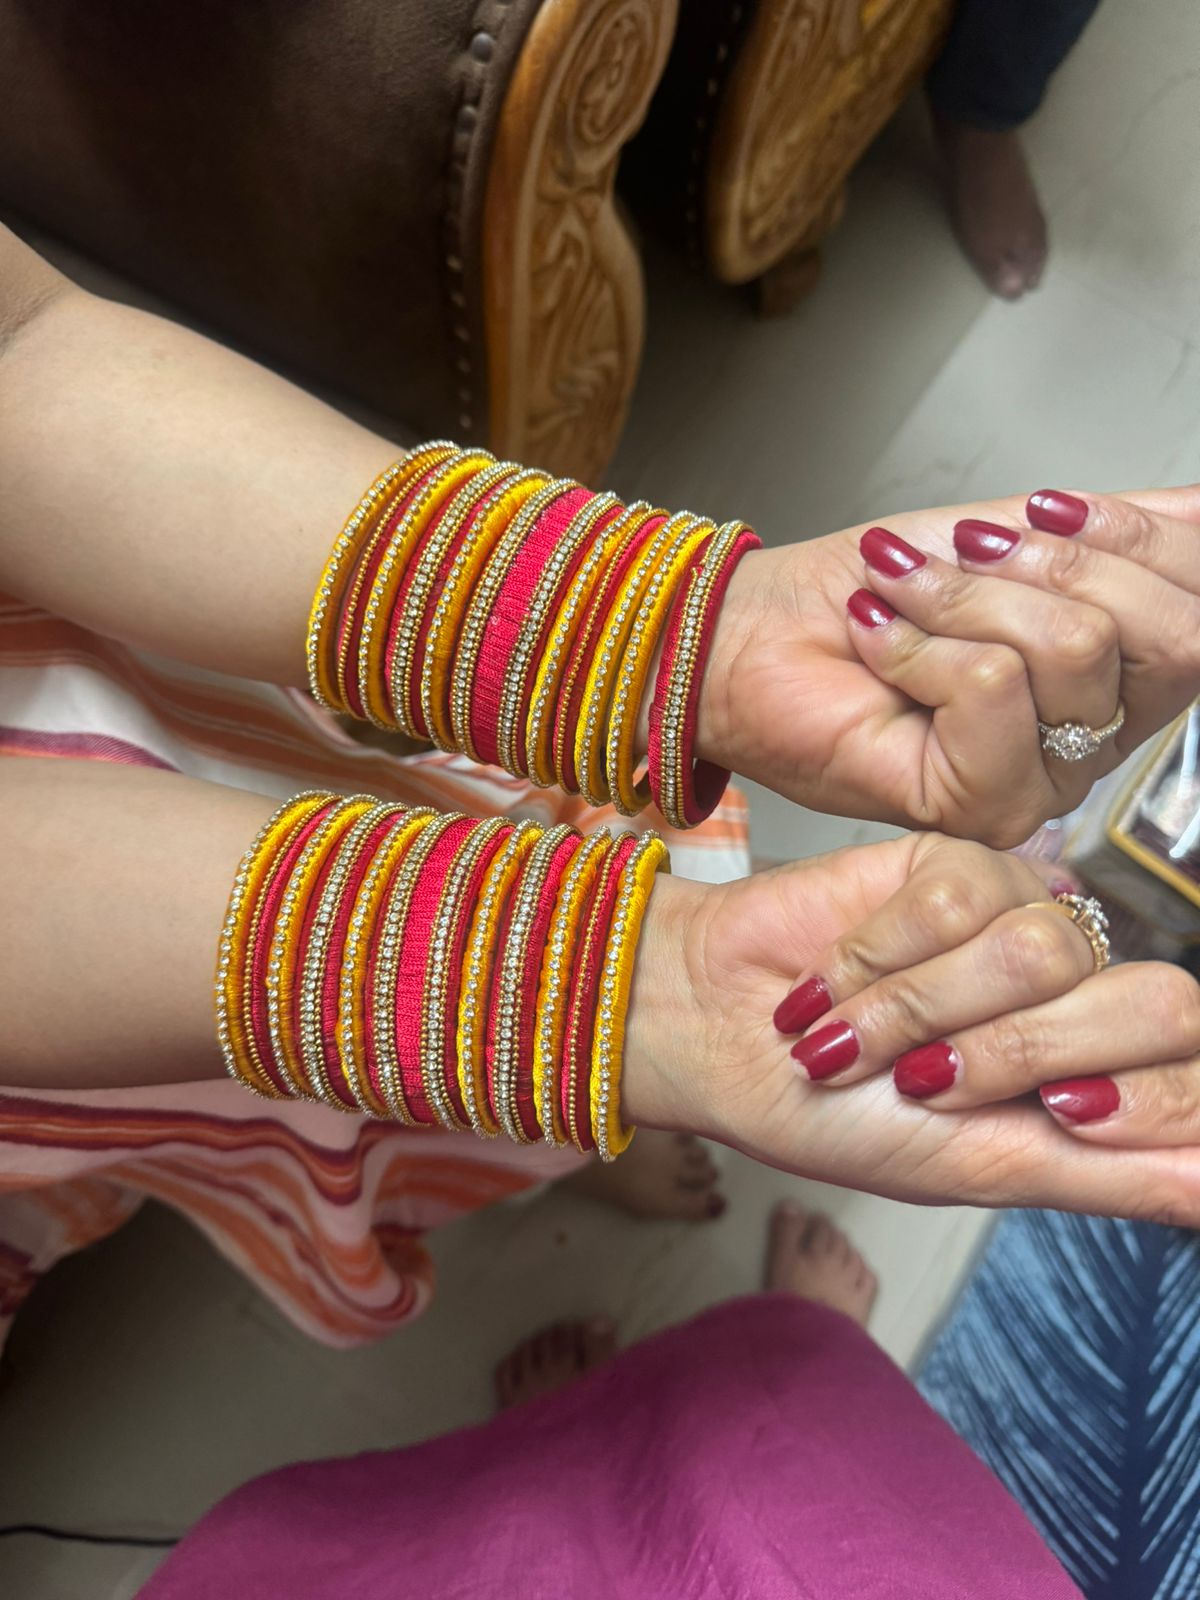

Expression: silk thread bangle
xmin=338 ymin=808 xmax=435 ymax=1117
xmin=423 ymin=472 xmax=549 ymax=751
xmin=606 ymin=516 xmax=712 ymax=816
xmin=456 ymin=822 xmax=538 ymax=1137
xmin=534 ymin=828 xmax=610 ymax=1145
xmin=592 ymin=832 xmax=668 ymax=1161
xmin=555 ymin=508 xmax=665 ymax=795
xmin=217 ymin=792 xmax=327 ymax=1097
xmin=526 ymin=501 xmax=650 ymax=789
xmin=306 ymin=446 xmax=452 ymax=711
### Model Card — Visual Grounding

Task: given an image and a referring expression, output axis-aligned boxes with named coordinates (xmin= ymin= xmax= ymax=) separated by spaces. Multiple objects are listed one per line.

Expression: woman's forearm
xmin=0 ymin=223 xmax=391 ymax=684
xmin=0 ymin=756 xmax=274 ymax=1086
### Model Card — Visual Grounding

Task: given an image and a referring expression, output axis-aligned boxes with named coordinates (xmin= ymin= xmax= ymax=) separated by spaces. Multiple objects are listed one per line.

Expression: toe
xmin=580 ymin=1316 xmax=618 ymax=1370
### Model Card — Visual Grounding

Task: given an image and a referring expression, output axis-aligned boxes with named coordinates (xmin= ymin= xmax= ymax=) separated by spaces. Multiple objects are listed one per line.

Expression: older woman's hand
xmin=625 ymin=834 xmax=1200 ymax=1228
xmin=699 ymin=485 xmax=1200 ymax=848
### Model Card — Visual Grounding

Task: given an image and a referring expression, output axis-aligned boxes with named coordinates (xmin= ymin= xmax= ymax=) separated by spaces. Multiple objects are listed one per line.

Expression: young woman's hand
xmin=625 ymin=834 xmax=1200 ymax=1228
xmin=699 ymin=485 xmax=1200 ymax=848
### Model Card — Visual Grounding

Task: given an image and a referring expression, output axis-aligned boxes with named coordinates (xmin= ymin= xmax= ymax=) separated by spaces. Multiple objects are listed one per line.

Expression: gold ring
xmin=1038 ymin=701 xmax=1125 ymax=762
xmin=1024 ymin=891 xmax=1111 ymax=973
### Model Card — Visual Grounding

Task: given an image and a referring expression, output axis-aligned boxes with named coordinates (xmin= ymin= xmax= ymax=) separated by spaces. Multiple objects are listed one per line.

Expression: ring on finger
xmin=1023 ymin=891 xmax=1111 ymax=973
xmin=1038 ymin=701 xmax=1125 ymax=762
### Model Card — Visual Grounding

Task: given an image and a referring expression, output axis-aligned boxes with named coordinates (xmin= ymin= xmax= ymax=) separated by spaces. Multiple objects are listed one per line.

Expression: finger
xmin=893 ymin=960 xmax=1200 ymax=1108
xmin=845 ymin=588 xmax=1051 ymax=836
xmin=860 ymin=525 xmax=1122 ymax=733
xmin=773 ymin=839 xmax=1045 ymax=1035
xmin=790 ymin=899 xmax=1095 ymax=1086
xmin=952 ymin=516 xmax=1200 ymax=741
xmin=1028 ymin=486 xmax=1200 ymax=592
xmin=1038 ymin=1063 xmax=1200 ymax=1147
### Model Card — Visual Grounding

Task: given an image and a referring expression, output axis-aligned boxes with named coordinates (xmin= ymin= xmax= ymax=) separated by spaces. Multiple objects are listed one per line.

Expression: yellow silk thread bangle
xmin=217 ymin=792 xmax=329 ymax=1097
xmin=357 ymin=449 xmax=494 ymax=729
xmin=533 ymin=829 xmax=610 ymax=1146
xmin=575 ymin=511 xmax=696 ymax=809
xmin=591 ymin=833 xmax=669 ymax=1161
xmin=607 ymin=518 xmax=712 ymax=817
xmin=528 ymin=501 xmax=650 ymax=791
xmin=455 ymin=822 xmax=539 ymax=1138
xmin=306 ymin=445 xmax=452 ymax=711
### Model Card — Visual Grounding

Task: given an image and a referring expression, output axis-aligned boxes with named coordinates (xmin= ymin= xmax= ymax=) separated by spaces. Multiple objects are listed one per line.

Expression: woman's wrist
xmin=621 ymin=872 xmax=711 ymax=1132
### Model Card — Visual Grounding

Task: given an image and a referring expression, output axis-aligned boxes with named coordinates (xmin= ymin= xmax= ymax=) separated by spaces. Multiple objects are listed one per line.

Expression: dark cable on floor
xmin=0 ymin=1521 xmax=179 ymax=1549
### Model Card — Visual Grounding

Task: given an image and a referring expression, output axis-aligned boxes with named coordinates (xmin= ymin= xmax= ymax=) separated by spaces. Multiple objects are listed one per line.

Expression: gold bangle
xmin=337 ymin=808 xmax=436 ymax=1117
xmin=306 ymin=446 xmax=452 ymax=711
xmin=216 ymin=792 xmax=329 ymax=1097
xmin=419 ymin=815 xmax=510 ymax=1132
xmin=455 ymin=822 xmax=539 ymax=1137
xmin=592 ymin=832 xmax=669 ymax=1161
xmin=575 ymin=511 xmax=697 ymax=809
xmin=266 ymin=797 xmax=374 ymax=1098
xmin=357 ymin=449 xmax=494 ymax=728
xmin=607 ymin=516 xmax=712 ymax=816
xmin=534 ymin=829 xmax=610 ymax=1145
xmin=422 ymin=473 xmax=550 ymax=751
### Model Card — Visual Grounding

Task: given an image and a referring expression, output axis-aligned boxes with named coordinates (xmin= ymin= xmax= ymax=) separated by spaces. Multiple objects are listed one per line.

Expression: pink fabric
xmin=140 ymin=1296 xmax=1082 ymax=1600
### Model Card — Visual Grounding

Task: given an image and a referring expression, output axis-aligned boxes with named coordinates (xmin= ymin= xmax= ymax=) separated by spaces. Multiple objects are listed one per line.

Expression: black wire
xmin=0 ymin=1521 xmax=178 ymax=1549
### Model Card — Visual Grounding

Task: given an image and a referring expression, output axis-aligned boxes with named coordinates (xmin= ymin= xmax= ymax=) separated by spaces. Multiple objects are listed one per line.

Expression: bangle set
xmin=306 ymin=443 xmax=760 ymax=828
xmin=217 ymin=793 xmax=669 ymax=1157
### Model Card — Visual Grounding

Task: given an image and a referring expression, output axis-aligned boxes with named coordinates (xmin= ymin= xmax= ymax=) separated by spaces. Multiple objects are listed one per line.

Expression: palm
xmin=662 ymin=838 xmax=1194 ymax=1221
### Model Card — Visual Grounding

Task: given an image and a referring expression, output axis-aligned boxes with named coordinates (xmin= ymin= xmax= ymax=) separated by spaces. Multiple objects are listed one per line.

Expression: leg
xmin=927 ymin=0 xmax=1104 ymax=296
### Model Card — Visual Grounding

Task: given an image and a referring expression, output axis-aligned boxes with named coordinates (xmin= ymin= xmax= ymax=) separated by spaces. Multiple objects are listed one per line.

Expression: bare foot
xmin=766 ymin=1201 xmax=878 ymax=1328
xmin=933 ymin=115 xmax=1047 ymax=299
xmin=563 ymin=1128 xmax=726 ymax=1221
xmin=494 ymin=1318 xmax=617 ymax=1410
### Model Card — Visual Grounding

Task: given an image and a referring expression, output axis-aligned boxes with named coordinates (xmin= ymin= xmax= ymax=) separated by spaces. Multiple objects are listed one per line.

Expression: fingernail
xmin=893 ymin=1041 xmax=961 ymax=1099
xmin=860 ymin=526 xmax=927 ymax=578
xmin=1027 ymin=490 xmax=1088 ymax=536
xmin=1040 ymin=1077 xmax=1120 ymax=1124
xmin=953 ymin=519 xmax=1019 ymax=563
xmin=1049 ymin=878 xmax=1077 ymax=898
xmin=791 ymin=1021 xmax=860 ymax=1080
xmin=847 ymin=588 xmax=896 ymax=630
xmin=774 ymin=976 xmax=832 ymax=1034
xmin=705 ymin=1194 xmax=728 ymax=1219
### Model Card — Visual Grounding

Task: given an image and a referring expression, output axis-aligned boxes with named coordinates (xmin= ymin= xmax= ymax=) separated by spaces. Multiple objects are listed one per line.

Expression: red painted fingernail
xmin=894 ymin=1041 xmax=961 ymax=1099
xmin=1040 ymin=1077 xmax=1120 ymax=1124
xmin=847 ymin=588 xmax=896 ymax=629
xmin=860 ymin=526 xmax=928 ymax=579
xmin=774 ymin=976 xmax=832 ymax=1034
xmin=791 ymin=1021 xmax=860 ymax=1080
xmin=953 ymin=519 xmax=1019 ymax=562
xmin=1049 ymin=878 xmax=1077 ymax=898
xmin=1027 ymin=490 xmax=1088 ymax=536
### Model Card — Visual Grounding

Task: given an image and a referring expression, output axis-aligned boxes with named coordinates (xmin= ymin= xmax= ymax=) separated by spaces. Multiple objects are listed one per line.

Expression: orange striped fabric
xmin=0 ymin=595 xmax=750 ymax=1352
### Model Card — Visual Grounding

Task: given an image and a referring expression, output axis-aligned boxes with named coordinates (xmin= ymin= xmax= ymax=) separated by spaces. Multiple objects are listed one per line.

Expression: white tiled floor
xmin=3 ymin=4 xmax=1199 ymax=1593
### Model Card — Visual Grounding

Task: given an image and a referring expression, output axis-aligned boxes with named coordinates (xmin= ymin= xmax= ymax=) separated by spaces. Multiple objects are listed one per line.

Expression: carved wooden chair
xmin=629 ymin=0 xmax=955 ymax=313
xmin=0 ymin=0 xmax=949 ymax=485
xmin=0 ymin=0 xmax=676 ymax=484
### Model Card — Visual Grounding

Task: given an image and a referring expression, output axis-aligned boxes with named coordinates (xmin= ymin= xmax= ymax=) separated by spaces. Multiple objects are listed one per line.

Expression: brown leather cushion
xmin=0 ymin=0 xmax=542 ymax=439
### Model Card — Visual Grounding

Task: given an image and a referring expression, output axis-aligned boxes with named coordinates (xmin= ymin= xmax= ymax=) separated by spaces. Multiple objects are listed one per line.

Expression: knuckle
xmin=871 ymin=973 xmax=938 ymax=1040
xmin=906 ymin=874 xmax=983 ymax=949
xmin=1139 ymin=1181 xmax=1200 ymax=1232
xmin=1049 ymin=605 xmax=1118 ymax=668
xmin=1146 ymin=963 xmax=1200 ymax=1049
xmin=964 ymin=644 xmax=1026 ymax=699
xmin=1102 ymin=499 xmax=1158 ymax=565
xmin=831 ymin=929 xmax=889 ymax=991
xmin=995 ymin=911 xmax=1084 ymax=994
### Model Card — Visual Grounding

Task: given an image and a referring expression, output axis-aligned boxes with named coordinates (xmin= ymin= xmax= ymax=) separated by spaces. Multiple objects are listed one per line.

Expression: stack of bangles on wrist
xmin=216 ymin=793 xmax=667 ymax=1159
xmin=305 ymin=441 xmax=760 ymax=828
xmin=216 ymin=445 xmax=757 ymax=1153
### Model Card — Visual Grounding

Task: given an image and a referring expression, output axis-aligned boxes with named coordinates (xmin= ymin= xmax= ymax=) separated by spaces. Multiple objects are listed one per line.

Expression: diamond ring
xmin=1030 ymin=891 xmax=1111 ymax=973
xmin=1038 ymin=701 xmax=1125 ymax=762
